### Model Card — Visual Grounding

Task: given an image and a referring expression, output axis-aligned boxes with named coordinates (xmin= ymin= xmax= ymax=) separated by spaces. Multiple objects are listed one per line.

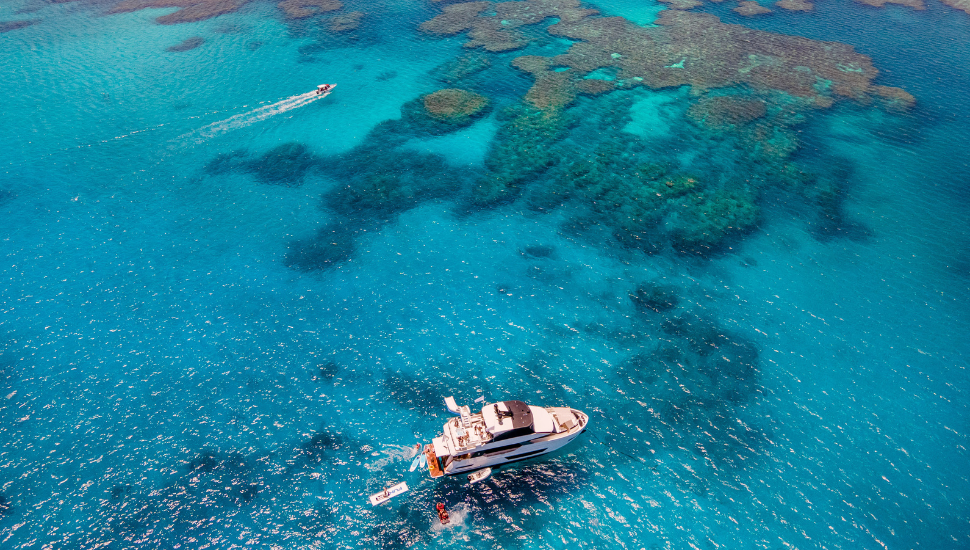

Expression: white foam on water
xmin=364 ymin=443 xmax=418 ymax=472
xmin=181 ymin=90 xmax=329 ymax=143
xmin=431 ymin=502 xmax=471 ymax=536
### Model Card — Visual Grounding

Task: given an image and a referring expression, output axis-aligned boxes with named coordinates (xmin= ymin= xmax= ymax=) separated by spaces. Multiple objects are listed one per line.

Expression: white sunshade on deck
xmin=482 ymin=402 xmax=512 ymax=435
xmin=530 ymin=406 xmax=556 ymax=433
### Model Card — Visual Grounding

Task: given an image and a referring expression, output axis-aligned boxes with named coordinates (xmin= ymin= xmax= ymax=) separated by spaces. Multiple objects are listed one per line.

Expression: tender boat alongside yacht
xmin=423 ymin=397 xmax=588 ymax=478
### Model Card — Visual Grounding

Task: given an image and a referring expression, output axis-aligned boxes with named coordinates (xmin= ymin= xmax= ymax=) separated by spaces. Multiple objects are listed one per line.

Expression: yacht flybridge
xmin=423 ymin=397 xmax=588 ymax=478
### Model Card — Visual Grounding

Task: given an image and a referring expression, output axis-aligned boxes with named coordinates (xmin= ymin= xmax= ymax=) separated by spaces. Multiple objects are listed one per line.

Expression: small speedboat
xmin=316 ymin=83 xmax=335 ymax=95
xmin=422 ymin=397 xmax=588 ymax=478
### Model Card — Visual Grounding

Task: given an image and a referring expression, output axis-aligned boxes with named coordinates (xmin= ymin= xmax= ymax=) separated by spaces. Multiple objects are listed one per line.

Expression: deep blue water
xmin=1 ymin=0 xmax=968 ymax=548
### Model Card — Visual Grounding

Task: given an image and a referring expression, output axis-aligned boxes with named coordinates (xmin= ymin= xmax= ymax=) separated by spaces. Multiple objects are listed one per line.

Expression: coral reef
xmin=316 ymin=360 xmax=338 ymax=381
xmin=416 ymin=0 xmax=901 ymax=254
xmin=165 ymin=36 xmax=204 ymax=52
xmin=607 ymin=305 xmax=765 ymax=471
xmin=630 ymin=281 xmax=680 ymax=313
xmin=512 ymin=55 xmax=580 ymax=111
xmin=0 ymin=19 xmax=38 ymax=33
xmin=375 ymin=70 xmax=397 ymax=81
xmin=535 ymin=128 xmax=760 ymax=253
xmin=327 ymin=10 xmax=362 ymax=32
xmin=204 ymin=143 xmax=320 ymax=186
xmin=855 ymin=0 xmax=924 ymax=8
xmin=367 ymin=89 xmax=492 ymax=139
xmin=277 ymin=0 xmax=341 ymax=19
xmin=297 ymin=428 xmax=352 ymax=465
xmin=941 ymin=0 xmax=970 ymax=14
xmin=657 ymin=0 xmax=704 ymax=8
xmin=659 ymin=313 xmax=760 ymax=400
xmin=418 ymin=1 xmax=489 ymax=36
xmin=286 ymin=145 xmax=463 ymax=271
xmin=872 ymin=85 xmax=917 ymax=110
xmin=422 ymin=88 xmax=490 ymax=124
xmin=733 ymin=0 xmax=773 ymax=15
xmin=109 ymin=0 xmax=246 ymax=24
xmin=425 ymin=3 xmax=893 ymax=105
xmin=687 ymin=95 xmax=767 ymax=130
xmin=665 ymin=186 xmax=760 ymax=252
xmin=775 ymin=0 xmax=813 ymax=11
xmin=552 ymin=10 xmax=881 ymax=102
xmin=104 ymin=450 xmax=265 ymax=545
xmin=520 ymin=244 xmax=556 ymax=258
xmin=471 ymin=102 xmax=571 ymax=205
xmin=433 ymin=52 xmax=492 ymax=84
xmin=420 ymin=0 xmax=596 ymax=53
xmin=244 ymin=142 xmax=319 ymax=186
xmin=285 ymin=219 xmax=363 ymax=271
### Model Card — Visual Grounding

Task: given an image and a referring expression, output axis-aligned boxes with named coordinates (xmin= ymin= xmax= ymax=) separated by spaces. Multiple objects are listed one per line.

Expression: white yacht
xmin=315 ymin=83 xmax=335 ymax=95
xmin=423 ymin=397 xmax=588 ymax=478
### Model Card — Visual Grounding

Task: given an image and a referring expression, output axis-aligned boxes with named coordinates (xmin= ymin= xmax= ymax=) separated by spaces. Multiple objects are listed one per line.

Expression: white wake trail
xmin=181 ymin=90 xmax=328 ymax=143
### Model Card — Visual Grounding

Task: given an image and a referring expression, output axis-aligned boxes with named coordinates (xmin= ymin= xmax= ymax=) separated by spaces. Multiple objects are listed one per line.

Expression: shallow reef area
xmin=407 ymin=0 xmax=918 ymax=254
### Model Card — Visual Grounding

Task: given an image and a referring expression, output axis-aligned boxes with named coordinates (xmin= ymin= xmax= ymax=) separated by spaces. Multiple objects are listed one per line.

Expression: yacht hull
xmin=438 ymin=407 xmax=588 ymax=476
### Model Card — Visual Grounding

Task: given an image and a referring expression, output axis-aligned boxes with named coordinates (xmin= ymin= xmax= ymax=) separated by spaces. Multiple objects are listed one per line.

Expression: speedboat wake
xmin=181 ymin=85 xmax=335 ymax=143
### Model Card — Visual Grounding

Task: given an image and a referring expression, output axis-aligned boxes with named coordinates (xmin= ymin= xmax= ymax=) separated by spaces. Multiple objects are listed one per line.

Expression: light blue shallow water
xmin=1 ymin=0 xmax=968 ymax=548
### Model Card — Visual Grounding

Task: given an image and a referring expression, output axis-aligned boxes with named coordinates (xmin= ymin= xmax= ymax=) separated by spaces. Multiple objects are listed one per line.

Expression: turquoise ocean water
xmin=1 ymin=0 xmax=968 ymax=548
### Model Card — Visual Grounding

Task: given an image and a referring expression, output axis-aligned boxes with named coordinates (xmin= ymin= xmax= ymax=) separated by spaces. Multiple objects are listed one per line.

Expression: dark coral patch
xmin=204 ymin=143 xmax=321 ymax=186
xmin=102 ymin=449 xmax=266 ymax=546
xmin=631 ymin=281 xmax=680 ymax=313
xmin=165 ymin=36 xmax=204 ymax=52
xmin=244 ymin=142 xmax=319 ymax=186
xmin=382 ymin=370 xmax=463 ymax=413
xmin=316 ymin=360 xmax=338 ymax=381
xmin=0 ymin=19 xmax=39 ymax=33
xmin=471 ymin=103 xmax=570 ymax=206
xmin=285 ymin=145 xmax=462 ymax=271
xmin=0 ymin=188 xmax=15 ymax=206
xmin=665 ymin=186 xmax=760 ymax=253
xmin=285 ymin=219 xmax=363 ymax=271
xmin=204 ymin=149 xmax=248 ymax=175
xmin=297 ymin=428 xmax=349 ymax=465
xmin=521 ymin=244 xmax=556 ymax=258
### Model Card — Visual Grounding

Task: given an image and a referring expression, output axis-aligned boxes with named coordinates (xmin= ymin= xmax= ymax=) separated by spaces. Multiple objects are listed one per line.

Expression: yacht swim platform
xmin=424 ymin=444 xmax=444 ymax=478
